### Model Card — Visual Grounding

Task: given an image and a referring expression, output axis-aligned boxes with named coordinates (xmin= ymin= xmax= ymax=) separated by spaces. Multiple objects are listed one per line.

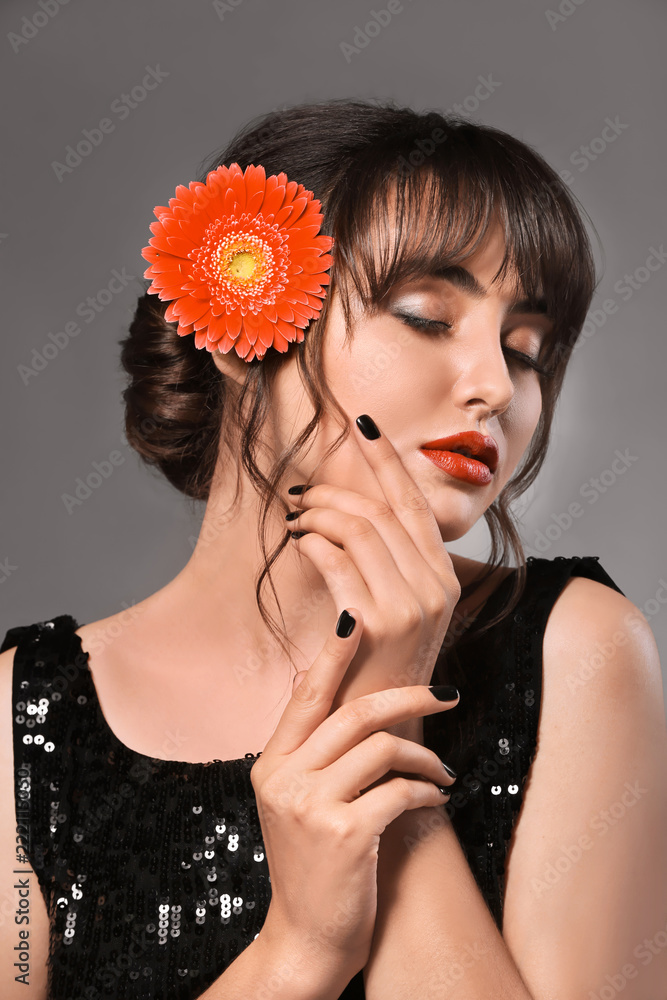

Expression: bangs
xmin=329 ymin=120 xmax=597 ymax=368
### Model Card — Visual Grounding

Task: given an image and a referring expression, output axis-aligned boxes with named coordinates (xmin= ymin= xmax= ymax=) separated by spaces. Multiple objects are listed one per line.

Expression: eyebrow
xmin=429 ymin=264 xmax=550 ymax=316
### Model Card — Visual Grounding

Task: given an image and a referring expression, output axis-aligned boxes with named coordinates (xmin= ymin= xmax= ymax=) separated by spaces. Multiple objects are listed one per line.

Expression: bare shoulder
xmin=542 ymin=572 xmax=663 ymax=703
xmin=74 ymin=601 xmax=152 ymax=659
xmin=0 ymin=645 xmax=50 ymax=998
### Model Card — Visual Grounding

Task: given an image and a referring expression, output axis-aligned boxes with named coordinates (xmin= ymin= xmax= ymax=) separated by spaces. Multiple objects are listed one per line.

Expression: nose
xmin=449 ymin=333 xmax=515 ymax=420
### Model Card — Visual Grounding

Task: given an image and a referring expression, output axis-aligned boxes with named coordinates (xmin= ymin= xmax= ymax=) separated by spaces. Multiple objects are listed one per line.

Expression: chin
xmin=437 ymin=524 xmax=475 ymax=544
xmin=426 ymin=492 xmax=495 ymax=542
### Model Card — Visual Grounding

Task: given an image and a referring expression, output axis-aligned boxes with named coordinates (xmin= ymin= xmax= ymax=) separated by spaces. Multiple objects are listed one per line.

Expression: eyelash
xmin=394 ymin=311 xmax=555 ymax=379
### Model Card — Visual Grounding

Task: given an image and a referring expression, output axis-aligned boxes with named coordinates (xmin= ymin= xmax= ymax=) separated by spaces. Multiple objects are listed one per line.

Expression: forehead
xmin=377 ymin=209 xmax=544 ymax=310
xmin=410 ymin=263 xmax=549 ymax=316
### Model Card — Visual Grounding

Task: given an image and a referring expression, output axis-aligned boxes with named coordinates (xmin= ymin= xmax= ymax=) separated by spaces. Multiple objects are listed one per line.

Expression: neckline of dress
xmin=68 ymin=622 xmax=261 ymax=770
xmin=67 ymin=565 xmax=525 ymax=770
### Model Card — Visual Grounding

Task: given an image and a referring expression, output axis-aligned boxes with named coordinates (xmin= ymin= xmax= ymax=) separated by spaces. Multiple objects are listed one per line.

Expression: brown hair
xmin=119 ymin=97 xmax=599 ymax=684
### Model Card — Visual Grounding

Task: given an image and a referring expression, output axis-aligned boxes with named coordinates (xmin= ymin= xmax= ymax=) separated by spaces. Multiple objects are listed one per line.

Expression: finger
xmin=289 ymin=484 xmax=450 ymax=611
xmin=349 ymin=775 xmax=451 ymax=835
xmin=323 ymin=731 xmax=457 ymax=803
xmin=353 ymin=414 xmax=458 ymax=583
xmin=292 ymin=683 xmax=460 ymax=772
xmin=290 ymin=529 xmax=374 ymax=614
xmin=261 ymin=608 xmax=364 ymax=759
xmin=290 ymin=507 xmax=416 ymax=613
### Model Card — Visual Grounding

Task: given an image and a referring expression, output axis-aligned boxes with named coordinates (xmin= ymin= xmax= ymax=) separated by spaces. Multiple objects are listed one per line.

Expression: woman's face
xmin=257 ymin=219 xmax=551 ymax=542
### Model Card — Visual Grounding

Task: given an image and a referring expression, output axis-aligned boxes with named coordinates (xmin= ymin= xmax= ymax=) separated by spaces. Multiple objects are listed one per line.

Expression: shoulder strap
xmin=508 ymin=553 xmax=625 ymax=754
xmin=5 ymin=614 xmax=86 ymax=900
xmin=520 ymin=554 xmax=625 ymax=659
xmin=1 ymin=613 xmax=80 ymax=654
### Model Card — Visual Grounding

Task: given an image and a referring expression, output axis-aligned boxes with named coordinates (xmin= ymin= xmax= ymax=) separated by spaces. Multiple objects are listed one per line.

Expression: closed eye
xmin=393 ymin=310 xmax=452 ymax=333
xmin=393 ymin=311 xmax=555 ymax=378
xmin=502 ymin=347 xmax=555 ymax=378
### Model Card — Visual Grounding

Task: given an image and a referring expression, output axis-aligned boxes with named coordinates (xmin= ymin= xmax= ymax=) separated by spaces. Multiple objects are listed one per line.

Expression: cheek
xmin=502 ymin=382 xmax=543 ymax=460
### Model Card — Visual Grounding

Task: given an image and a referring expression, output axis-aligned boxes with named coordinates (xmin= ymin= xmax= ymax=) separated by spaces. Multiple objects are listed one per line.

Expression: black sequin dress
xmin=4 ymin=554 xmax=624 ymax=999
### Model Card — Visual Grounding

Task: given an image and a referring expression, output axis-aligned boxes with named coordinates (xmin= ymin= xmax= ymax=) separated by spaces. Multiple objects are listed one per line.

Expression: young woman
xmin=1 ymin=99 xmax=665 ymax=1000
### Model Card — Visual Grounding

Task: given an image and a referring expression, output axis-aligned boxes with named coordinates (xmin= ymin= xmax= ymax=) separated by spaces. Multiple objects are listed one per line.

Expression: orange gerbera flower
xmin=141 ymin=163 xmax=335 ymax=362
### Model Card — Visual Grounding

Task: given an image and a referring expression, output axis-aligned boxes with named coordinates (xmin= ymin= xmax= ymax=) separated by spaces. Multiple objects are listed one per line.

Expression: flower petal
xmin=141 ymin=160 xmax=334 ymax=360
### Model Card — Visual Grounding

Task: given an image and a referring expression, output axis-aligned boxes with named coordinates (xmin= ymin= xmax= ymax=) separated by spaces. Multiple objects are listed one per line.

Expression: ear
xmin=210 ymin=345 xmax=253 ymax=385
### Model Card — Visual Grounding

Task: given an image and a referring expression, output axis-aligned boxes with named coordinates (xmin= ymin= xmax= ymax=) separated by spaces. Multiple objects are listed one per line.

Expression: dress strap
xmin=4 ymin=614 xmax=88 ymax=905
xmin=498 ymin=554 xmax=625 ymax=784
xmin=524 ymin=554 xmax=625 ymax=629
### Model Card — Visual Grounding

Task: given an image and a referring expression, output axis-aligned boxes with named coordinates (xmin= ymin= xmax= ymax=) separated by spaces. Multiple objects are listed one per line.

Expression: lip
xmin=419 ymin=431 xmax=499 ymax=486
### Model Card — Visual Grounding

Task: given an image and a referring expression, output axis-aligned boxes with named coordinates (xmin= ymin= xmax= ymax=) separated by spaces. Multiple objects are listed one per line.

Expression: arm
xmin=365 ymin=805 xmax=534 ymax=999
xmin=196 ymin=926 xmax=354 ymax=1000
xmin=363 ymin=578 xmax=667 ymax=999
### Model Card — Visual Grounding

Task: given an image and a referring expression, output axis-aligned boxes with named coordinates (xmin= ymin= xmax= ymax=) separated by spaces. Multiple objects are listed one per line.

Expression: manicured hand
xmin=287 ymin=414 xmax=462 ymax=739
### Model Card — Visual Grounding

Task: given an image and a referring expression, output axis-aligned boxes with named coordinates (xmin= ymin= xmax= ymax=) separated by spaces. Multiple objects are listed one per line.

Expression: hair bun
xmin=119 ymin=288 xmax=223 ymax=500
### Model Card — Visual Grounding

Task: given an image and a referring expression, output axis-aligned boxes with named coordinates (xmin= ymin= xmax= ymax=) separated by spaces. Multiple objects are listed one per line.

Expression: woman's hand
xmin=251 ymin=608 xmax=459 ymax=985
xmin=286 ymin=413 xmax=461 ymax=732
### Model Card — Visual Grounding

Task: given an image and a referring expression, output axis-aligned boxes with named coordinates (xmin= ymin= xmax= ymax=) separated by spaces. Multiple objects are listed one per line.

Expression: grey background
xmin=2 ymin=0 xmax=666 ymax=712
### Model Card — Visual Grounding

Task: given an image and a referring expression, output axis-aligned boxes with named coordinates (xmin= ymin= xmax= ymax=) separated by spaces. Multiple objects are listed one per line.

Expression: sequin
xmin=3 ymin=556 xmax=624 ymax=999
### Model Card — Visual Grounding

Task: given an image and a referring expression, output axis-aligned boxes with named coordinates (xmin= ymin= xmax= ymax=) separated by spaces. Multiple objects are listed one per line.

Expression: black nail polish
xmin=437 ymin=786 xmax=450 ymax=796
xmin=290 ymin=530 xmax=307 ymax=539
xmin=441 ymin=761 xmax=457 ymax=779
xmin=285 ymin=510 xmax=300 ymax=521
xmin=336 ymin=610 xmax=356 ymax=637
xmin=428 ymin=685 xmax=460 ymax=702
xmin=288 ymin=484 xmax=314 ymax=495
xmin=355 ymin=414 xmax=380 ymax=440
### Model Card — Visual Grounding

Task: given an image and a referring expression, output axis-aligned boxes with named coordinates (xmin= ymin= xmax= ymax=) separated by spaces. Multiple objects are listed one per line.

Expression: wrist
xmin=257 ymin=917 xmax=364 ymax=999
xmin=381 ymin=803 xmax=451 ymax=853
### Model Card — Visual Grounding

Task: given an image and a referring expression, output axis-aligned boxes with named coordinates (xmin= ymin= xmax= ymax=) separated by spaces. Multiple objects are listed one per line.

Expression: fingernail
xmin=441 ymin=761 xmax=457 ymax=779
xmin=290 ymin=531 xmax=307 ymax=539
xmin=336 ymin=610 xmax=356 ymax=637
xmin=355 ymin=414 xmax=380 ymax=440
xmin=428 ymin=685 xmax=460 ymax=702
xmin=437 ymin=786 xmax=451 ymax=796
xmin=288 ymin=484 xmax=314 ymax=495
xmin=285 ymin=510 xmax=300 ymax=521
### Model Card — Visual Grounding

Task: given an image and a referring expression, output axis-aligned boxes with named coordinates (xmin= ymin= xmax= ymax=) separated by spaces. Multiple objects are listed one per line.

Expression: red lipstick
xmin=419 ymin=431 xmax=499 ymax=486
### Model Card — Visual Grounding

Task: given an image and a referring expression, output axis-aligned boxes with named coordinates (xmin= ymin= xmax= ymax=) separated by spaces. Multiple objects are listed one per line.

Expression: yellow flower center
xmin=227 ymin=251 xmax=256 ymax=280
xmin=192 ymin=214 xmax=290 ymax=311
xmin=216 ymin=234 xmax=274 ymax=296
